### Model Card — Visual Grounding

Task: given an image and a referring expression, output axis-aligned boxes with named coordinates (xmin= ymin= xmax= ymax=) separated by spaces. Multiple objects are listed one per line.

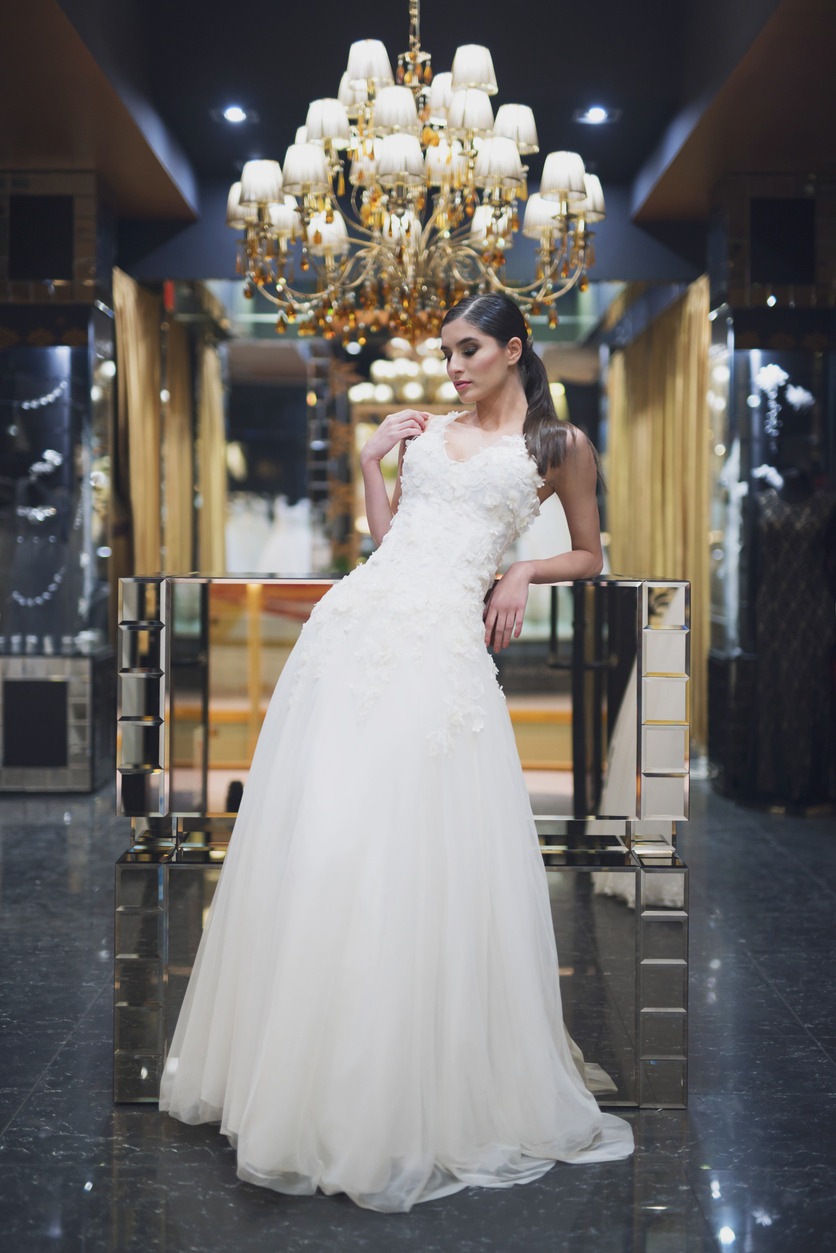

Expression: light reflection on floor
xmin=1 ymin=781 xmax=835 ymax=1250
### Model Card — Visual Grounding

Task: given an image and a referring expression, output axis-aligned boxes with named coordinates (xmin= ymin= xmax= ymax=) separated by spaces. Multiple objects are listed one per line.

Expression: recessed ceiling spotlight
xmin=574 ymin=106 xmax=621 ymax=125
xmin=210 ymin=106 xmax=260 ymax=124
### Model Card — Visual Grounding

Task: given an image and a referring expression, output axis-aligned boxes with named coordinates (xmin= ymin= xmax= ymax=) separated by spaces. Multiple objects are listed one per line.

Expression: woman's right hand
xmin=360 ymin=410 xmax=429 ymax=467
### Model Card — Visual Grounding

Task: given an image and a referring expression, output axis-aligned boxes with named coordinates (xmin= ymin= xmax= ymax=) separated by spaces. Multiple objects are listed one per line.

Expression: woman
xmin=160 ymin=292 xmax=634 ymax=1212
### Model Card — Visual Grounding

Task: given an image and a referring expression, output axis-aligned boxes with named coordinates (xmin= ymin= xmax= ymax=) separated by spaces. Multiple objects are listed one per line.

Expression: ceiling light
xmin=345 ymin=341 xmax=362 ymax=355
xmin=211 ymin=106 xmax=260 ymax=124
xmin=227 ymin=0 xmax=604 ymax=338
xmin=574 ymin=105 xmax=620 ymax=125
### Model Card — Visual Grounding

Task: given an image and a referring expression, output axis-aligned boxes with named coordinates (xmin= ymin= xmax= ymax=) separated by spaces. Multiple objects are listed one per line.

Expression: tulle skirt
xmin=159 ymin=609 xmax=633 ymax=1211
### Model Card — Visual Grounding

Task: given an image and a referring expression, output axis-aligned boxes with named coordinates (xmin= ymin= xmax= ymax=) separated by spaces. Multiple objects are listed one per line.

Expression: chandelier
xmin=226 ymin=0 xmax=606 ymax=342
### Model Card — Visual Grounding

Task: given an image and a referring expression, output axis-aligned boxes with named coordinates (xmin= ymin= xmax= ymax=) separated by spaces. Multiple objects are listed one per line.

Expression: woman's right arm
xmin=359 ymin=409 xmax=428 ymax=546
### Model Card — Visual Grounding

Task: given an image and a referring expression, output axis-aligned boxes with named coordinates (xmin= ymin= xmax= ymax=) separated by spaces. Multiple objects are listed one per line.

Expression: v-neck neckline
xmin=440 ymin=416 xmax=525 ymax=466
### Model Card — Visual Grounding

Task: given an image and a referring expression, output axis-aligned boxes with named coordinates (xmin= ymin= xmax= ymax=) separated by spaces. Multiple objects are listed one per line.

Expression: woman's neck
xmin=471 ymin=377 xmax=528 ymax=433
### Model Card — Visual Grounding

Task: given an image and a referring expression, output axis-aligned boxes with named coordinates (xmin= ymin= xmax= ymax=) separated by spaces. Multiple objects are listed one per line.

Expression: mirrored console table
xmin=113 ymin=574 xmax=690 ymax=1109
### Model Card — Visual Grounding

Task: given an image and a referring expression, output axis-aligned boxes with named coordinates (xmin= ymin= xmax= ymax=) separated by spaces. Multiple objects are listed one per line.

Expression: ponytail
xmin=518 ymin=337 xmax=569 ymax=478
xmin=441 ymin=291 xmax=602 ymax=481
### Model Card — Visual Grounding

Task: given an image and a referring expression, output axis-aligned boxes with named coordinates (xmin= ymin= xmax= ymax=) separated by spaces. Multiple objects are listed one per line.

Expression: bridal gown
xmin=159 ymin=412 xmax=634 ymax=1211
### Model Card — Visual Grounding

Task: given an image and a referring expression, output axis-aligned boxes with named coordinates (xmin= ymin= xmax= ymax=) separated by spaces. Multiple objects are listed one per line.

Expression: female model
xmin=160 ymin=292 xmax=634 ymax=1212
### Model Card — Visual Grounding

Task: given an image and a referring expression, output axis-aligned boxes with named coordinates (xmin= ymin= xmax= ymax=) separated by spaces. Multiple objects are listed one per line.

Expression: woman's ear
xmin=506 ymin=336 xmax=523 ymax=367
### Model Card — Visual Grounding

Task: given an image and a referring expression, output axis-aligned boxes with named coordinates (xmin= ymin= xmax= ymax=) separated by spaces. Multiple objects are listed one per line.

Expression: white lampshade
xmin=425 ymin=137 xmax=467 ymax=187
xmin=451 ymin=44 xmax=498 ymax=95
xmin=305 ymin=98 xmax=351 ymax=149
xmin=267 ymin=195 xmax=299 ymax=237
xmin=376 ymin=133 xmax=425 ymax=186
xmin=349 ymin=140 xmax=378 ymax=185
xmin=447 ymin=89 xmax=494 ymax=138
xmin=493 ymin=103 xmax=539 ymax=155
xmin=522 ymin=193 xmax=562 ymax=239
xmin=346 ymin=38 xmax=394 ymax=89
xmin=239 ymin=159 xmax=283 ymax=206
xmin=295 ymin=126 xmax=308 ymax=144
xmin=226 ymin=181 xmax=251 ymax=227
xmin=473 ymin=136 xmax=523 ymax=189
xmin=281 ymin=143 xmax=331 ymax=195
xmin=307 ymin=211 xmax=348 ymax=256
xmin=429 ymin=71 xmax=453 ymax=122
xmin=470 ymin=204 xmax=513 ymax=247
xmin=338 ymin=71 xmax=367 ymax=119
xmin=373 ymin=85 xmax=420 ymax=136
xmin=540 ymin=150 xmax=587 ymax=202
xmin=576 ymin=172 xmax=606 ymax=222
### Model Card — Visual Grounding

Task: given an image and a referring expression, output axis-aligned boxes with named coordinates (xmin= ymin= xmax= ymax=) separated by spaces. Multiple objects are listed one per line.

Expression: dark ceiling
xmin=144 ymin=0 xmax=689 ymax=185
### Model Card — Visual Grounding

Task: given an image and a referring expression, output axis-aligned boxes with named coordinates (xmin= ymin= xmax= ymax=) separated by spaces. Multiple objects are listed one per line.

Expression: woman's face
xmin=440 ymin=319 xmax=522 ymax=404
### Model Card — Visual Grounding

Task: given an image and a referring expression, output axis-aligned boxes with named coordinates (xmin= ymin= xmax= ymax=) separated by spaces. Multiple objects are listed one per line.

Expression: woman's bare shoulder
xmin=548 ymin=425 xmax=599 ymax=489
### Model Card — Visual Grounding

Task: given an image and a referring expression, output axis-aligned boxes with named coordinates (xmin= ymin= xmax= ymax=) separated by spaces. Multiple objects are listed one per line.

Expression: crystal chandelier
xmin=226 ymin=0 xmax=605 ymax=342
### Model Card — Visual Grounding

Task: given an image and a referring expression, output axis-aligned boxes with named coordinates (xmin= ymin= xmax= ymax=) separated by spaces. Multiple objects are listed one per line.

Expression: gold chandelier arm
xmin=345 ymin=186 xmax=383 ymax=241
xmin=418 ymin=197 xmax=451 ymax=252
xmin=249 ymin=284 xmax=320 ymax=312
xmin=484 ymin=261 xmax=586 ymax=304
xmin=472 ymin=246 xmax=572 ymax=297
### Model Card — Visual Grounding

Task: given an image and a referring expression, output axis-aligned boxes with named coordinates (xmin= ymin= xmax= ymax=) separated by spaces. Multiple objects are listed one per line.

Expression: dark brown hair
xmin=442 ymin=291 xmax=601 ymax=480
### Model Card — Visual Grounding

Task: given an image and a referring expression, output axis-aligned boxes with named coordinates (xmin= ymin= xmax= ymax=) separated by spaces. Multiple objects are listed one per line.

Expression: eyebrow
xmin=441 ymin=335 xmax=479 ymax=352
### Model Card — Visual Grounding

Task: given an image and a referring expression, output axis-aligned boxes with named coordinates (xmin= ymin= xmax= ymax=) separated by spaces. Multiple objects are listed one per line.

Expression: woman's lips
xmin=454 ymin=381 xmax=471 ymax=390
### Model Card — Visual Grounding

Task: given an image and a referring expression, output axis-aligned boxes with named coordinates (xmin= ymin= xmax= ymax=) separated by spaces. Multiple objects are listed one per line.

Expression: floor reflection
xmin=1 ymin=782 xmax=835 ymax=1250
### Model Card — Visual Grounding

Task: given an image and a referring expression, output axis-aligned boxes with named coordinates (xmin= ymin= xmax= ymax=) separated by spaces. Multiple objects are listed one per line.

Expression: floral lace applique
xmin=288 ymin=412 xmax=543 ymax=753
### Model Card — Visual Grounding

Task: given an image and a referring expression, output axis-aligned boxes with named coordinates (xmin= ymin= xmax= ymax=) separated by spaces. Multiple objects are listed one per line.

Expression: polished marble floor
xmin=0 ymin=782 xmax=834 ymax=1252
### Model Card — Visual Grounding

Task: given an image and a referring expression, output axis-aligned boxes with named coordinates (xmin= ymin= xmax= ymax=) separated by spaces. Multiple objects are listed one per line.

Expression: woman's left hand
xmin=483 ymin=562 xmax=532 ymax=652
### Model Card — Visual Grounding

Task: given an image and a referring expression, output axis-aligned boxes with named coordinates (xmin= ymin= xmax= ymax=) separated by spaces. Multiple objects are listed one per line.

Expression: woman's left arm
xmin=484 ymin=429 xmax=603 ymax=651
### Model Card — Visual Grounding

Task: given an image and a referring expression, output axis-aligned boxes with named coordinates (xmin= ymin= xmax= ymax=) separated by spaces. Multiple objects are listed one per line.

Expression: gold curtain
xmin=163 ymin=321 xmax=194 ymax=573
xmin=197 ymin=340 xmax=227 ymax=572
xmin=607 ymin=275 xmax=711 ymax=747
xmin=112 ymin=267 xmax=162 ymax=575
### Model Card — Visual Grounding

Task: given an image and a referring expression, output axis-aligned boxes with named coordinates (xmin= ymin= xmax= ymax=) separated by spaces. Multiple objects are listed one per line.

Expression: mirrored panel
xmin=567 ymin=581 xmax=641 ymax=819
xmin=165 ymin=578 xmax=336 ymax=816
xmin=548 ymin=866 xmax=637 ymax=1105
xmin=120 ymin=575 xmax=689 ymax=827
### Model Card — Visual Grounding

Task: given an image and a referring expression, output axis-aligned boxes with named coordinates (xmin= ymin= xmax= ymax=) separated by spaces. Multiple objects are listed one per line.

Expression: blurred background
xmin=0 ymin=0 xmax=834 ymax=809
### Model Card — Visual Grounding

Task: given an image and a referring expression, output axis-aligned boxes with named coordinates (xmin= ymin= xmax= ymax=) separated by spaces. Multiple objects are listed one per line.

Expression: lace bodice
xmin=289 ymin=413 xmax=543 ymax=750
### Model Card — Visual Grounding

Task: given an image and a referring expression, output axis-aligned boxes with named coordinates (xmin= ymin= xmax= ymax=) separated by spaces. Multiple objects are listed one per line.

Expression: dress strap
xmin=432 ymin=411 xmax=465 ymax=432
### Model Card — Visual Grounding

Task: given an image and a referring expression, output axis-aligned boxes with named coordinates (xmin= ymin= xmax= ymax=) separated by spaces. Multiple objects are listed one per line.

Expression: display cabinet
xmin=706 ymin=173 xmax=836 ymax=807
xmin=0 ymin=304 xmax=117 ymax=790
xmin=114 ymin=574 xmax=690 ymax=1109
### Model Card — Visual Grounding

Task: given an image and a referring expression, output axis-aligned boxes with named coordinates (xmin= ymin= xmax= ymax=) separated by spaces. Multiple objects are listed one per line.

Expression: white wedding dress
xmin=160 ymin=412 xmax=634 ymax=1211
